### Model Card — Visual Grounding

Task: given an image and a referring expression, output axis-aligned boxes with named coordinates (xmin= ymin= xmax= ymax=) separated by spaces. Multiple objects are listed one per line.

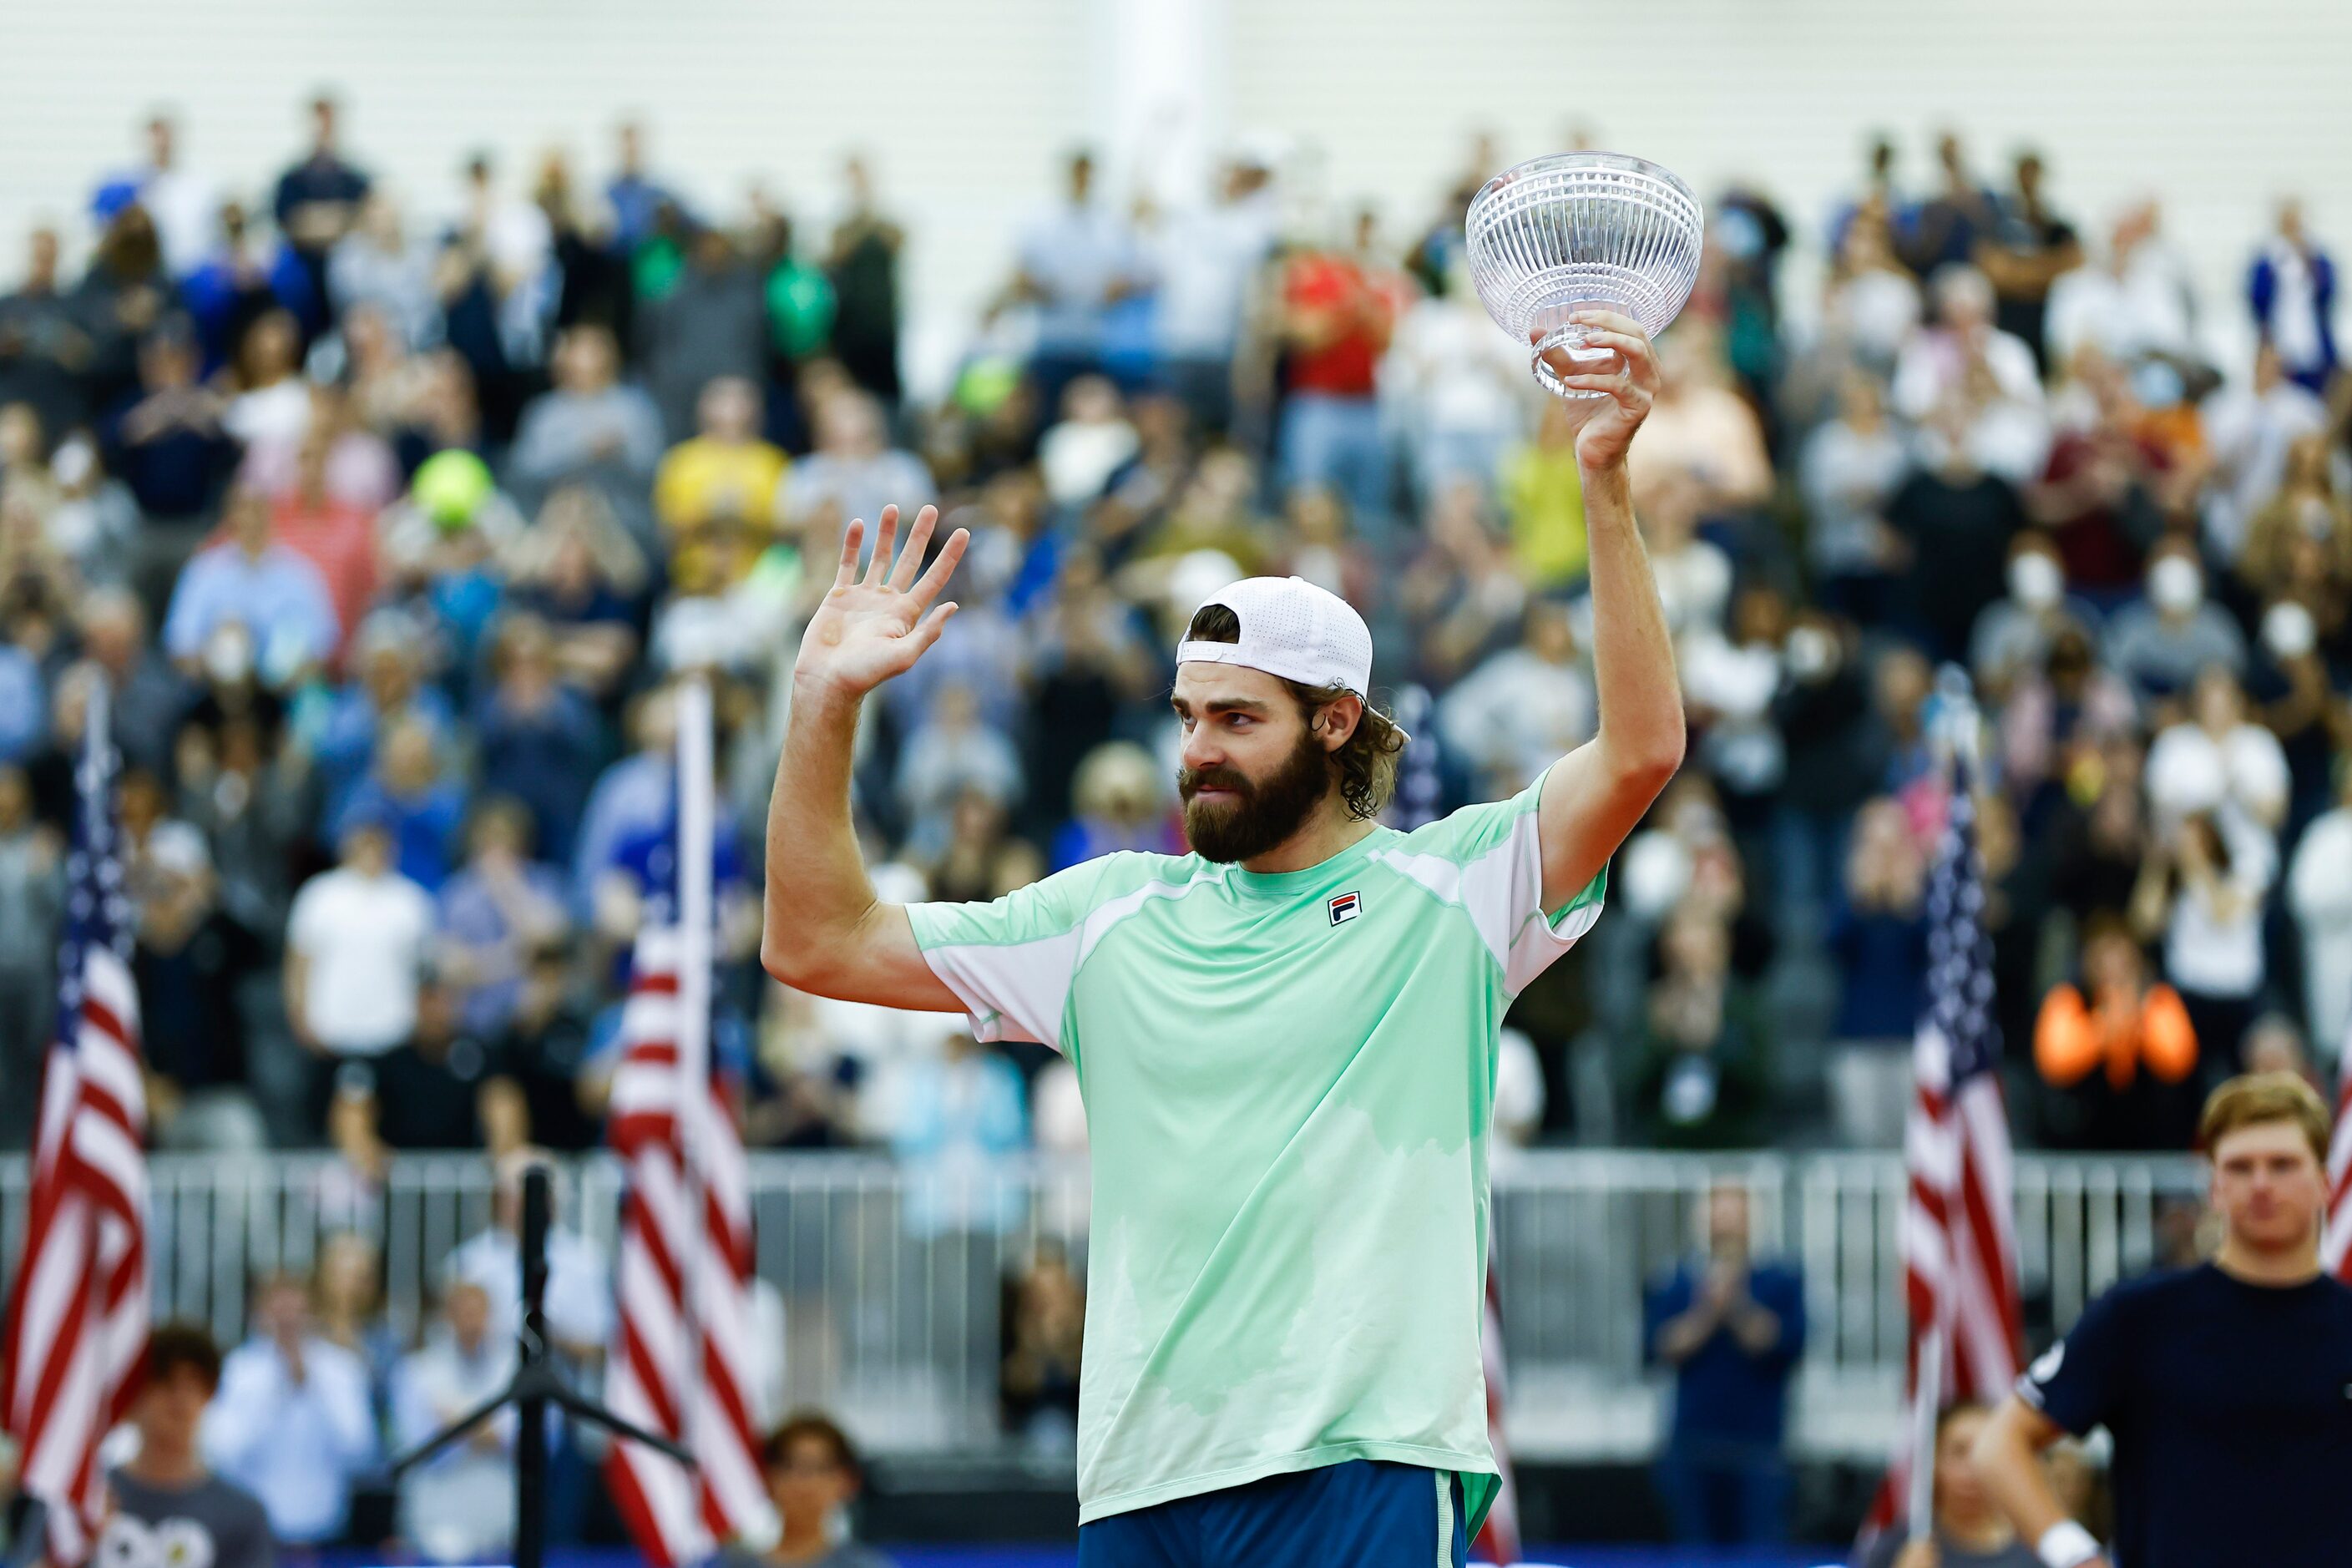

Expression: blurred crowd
xmin=0 ymin=96 xmax=2345 ymax=1189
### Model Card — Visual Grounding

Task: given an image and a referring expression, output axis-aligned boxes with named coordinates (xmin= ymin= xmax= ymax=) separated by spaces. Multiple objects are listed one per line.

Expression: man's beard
xmin=1178 ymin=730 xmax=1333 ymax=864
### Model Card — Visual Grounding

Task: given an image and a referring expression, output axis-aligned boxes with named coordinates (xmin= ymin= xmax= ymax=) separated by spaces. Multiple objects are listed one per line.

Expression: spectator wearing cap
xmin=204 ymin=1270 xmax=378 ymax=1546
xmin=286 ymin=812 xmax=435 ymax=1134
xmin=133 ymin=818 xmax=267 ymax=1151
xmin=98 ymin=1323 xmax=272 ymax=1568
xmin=161 ymin=485 xmax=340 ymax=685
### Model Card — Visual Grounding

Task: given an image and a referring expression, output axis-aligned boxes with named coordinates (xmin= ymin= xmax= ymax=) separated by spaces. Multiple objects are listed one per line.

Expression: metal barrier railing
xmin=0 ymin=1150 xmax=2203 ymax=1460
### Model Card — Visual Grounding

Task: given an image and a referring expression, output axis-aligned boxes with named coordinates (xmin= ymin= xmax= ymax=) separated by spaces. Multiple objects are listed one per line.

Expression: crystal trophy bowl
xmin=1464 ymin=150 xmax=1705 ymax=397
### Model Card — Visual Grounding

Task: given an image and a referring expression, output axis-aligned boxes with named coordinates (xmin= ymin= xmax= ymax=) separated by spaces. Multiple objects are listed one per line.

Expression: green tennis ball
xmin=412 ymin=449 xmax=495 ymax=530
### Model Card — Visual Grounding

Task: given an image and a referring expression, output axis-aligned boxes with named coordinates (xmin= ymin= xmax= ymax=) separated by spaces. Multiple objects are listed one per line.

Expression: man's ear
xmin=1313 ymin=693 xmax=1363 ymax=753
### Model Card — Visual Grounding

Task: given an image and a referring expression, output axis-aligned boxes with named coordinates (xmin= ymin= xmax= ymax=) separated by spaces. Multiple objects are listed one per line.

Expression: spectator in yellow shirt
xmin=652 ymin=376 xmax=789 ymax=585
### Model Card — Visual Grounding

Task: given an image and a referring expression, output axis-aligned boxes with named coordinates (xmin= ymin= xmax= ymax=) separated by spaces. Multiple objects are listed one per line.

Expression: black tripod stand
xmin=388 ymin=1166 xmax=694 ymax=1568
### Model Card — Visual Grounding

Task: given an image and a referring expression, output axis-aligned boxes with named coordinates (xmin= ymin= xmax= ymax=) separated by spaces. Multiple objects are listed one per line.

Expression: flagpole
xmin=675 ymin=675 xmax=716 ymax=1546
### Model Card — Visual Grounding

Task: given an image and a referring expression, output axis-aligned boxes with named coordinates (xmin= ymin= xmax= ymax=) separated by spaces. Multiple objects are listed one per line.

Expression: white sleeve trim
xmin=920 ymin=930 xmax=1084 ymax=1052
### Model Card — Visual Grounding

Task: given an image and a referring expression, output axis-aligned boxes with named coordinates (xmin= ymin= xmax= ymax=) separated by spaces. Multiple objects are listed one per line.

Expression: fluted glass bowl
xmin=1464 ymin=151 xmax=1705 ymax=397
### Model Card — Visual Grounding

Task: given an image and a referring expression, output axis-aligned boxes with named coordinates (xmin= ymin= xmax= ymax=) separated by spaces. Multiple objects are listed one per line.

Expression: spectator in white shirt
xmin=1797 ymin=370 xmax=1909 ymax=618
xmin=117 ymin=113 xmax=218 ymax=277
xmin=1151 ymin=153 xmax=1279 ymax=435
xmin=1437 ymin=598 xmax=1595 ymax=802
xmin=1003 ymin=149 xmax=1145 ymax=416
xmin=2129 ymin=810 xmax=2274 ymax=1069
xmin=1385 ymin=259 xmax=1531 ymax=506
xmin=2287 ymin=765 xmax=2352 ymax=1050
xmin=2045 ymin=201 xmax=2198 ymax=372
xmin=286 ymin=818 xmax=435 ymax=1120
xmin=2143 ymin=665 xmax=2290 ymax=837
xmin=393 ymin=1280 xmax=517 ymax=1565
xmin=203 ymin=1272 xmax=378 ymax=1545
xmin=1892 ymin=265 xmax=2043 ymax=423
xmin=443 ymin=1148 xmax=613 ymax=1358
xmin=2200 ymin=344 xmax=2328 ymax=564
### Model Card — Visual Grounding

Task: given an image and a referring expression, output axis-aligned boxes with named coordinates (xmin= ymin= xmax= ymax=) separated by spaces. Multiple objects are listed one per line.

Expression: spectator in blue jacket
xmin=1645 ymin=1183 xmax=1807 ymax=1548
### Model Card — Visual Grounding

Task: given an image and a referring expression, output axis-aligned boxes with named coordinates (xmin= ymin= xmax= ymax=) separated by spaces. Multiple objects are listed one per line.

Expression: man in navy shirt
xmin=1643 ymin=1183 xmax=1807 ymax=1545
xmin=1974 ymin=1072 xmax=2352 ymax=1567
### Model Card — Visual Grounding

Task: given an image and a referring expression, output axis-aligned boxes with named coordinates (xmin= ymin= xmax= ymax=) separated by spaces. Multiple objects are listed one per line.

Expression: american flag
xmin=603 ymin=680 xmax=774 ymax=1566
xmin=2321 ymin=1013 xmax=2352 ymax=1282
xmin=0 ymin=681 xmax=149 ymax=1565
xmin=1870 ymin=751 xmax=2023 ymax=1540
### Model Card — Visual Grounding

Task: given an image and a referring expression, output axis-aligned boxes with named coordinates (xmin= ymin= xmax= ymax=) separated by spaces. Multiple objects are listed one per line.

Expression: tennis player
xmin=761 ymin=311 xmax=1682 ymax=1566
xmin=1972 ymin=1072 xmax=2352 ymax=1567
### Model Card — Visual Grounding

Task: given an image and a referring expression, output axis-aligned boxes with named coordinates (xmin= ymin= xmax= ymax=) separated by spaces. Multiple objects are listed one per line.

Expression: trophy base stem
xmin=1530 ymin=322 xmax=1617 ymax=400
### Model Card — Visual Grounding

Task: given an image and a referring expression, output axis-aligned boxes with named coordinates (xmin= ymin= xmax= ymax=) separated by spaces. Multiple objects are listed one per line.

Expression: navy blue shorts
xmin=1078 ymin=1459 xmax=1468 ymax=1568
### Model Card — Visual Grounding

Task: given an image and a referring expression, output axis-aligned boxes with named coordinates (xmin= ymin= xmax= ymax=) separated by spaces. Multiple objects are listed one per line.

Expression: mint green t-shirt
xmin=905 ymin=769 xmax=1605 ymax=1528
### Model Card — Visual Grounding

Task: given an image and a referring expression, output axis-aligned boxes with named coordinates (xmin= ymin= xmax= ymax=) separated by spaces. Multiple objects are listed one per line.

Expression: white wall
xmin=1 ymin=0 xmax=2345 ymax=378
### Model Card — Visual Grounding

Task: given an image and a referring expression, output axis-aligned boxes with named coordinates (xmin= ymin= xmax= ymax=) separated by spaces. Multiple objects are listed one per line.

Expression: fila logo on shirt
xmin=1328 ymin=890 xmax=1362 ymax=926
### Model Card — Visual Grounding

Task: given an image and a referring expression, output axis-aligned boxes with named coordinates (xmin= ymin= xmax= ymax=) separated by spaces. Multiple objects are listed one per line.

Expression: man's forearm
xmin=1581 ymin=461 xmax=1685 ymax=779
xmin=1974 ymin=1397 xmax=2080 ymax=1553
xmin=760 ymin=677 xmax=882 ymax=986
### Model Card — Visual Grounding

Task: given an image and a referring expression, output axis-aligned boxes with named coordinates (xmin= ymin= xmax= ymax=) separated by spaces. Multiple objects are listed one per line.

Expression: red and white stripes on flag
xmin=2321 ymin=1014 xmax=2352 ymax=1282
xmin=604 ymin=680 xmax=776 ymax=1567
xmin=1873 ymin=761 xmax=2022 ymax=1541
xmin=0 ymin=682 xmax=149 ymax=1566
xmin=1471 ymin=1268 xmax=1520 ymax=1565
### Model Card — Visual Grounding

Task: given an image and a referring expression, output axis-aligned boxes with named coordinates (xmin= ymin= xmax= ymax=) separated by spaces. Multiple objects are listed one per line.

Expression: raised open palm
xmin=795 ymin=503 xmax=969 ymax=697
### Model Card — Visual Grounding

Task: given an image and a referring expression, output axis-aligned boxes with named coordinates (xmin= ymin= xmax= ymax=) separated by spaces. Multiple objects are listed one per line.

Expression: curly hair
xmin=1183 ymin=603 xmax=1409 ymax=821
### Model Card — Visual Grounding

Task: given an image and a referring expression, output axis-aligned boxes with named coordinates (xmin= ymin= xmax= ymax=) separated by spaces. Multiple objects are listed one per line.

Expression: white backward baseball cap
xmin=1175 ymin=575 xmax=1409 ymax=739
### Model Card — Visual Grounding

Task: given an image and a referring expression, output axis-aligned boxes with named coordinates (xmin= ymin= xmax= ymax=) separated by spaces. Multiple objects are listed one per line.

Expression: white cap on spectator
xmin=1176 ymin=576 xmax=1404 ymax=736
